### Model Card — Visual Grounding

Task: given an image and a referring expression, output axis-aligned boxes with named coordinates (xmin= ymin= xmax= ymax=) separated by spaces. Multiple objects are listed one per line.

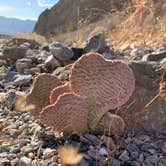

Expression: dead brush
xmin=112 ymin=0 xmax=155 ymax=49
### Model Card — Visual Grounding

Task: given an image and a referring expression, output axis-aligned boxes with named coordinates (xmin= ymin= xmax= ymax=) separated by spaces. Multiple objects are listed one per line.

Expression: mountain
xmin=34 ymin=0 xmax=130 ymax=37
xmin=0 ymin=16 xmax=36 ymax=35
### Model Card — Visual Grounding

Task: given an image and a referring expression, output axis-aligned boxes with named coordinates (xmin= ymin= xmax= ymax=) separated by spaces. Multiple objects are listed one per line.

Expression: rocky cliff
xmin=34 ymin=0 xmax=130 ymax=36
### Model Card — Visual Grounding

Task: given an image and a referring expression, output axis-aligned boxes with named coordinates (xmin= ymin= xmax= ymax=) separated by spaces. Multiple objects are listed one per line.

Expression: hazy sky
xmin=0 ymin=0 xmax=59 ymax=20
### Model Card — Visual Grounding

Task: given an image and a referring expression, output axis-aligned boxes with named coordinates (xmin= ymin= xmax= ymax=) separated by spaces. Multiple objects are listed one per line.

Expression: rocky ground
xmin=0 ymin=34 xmax=166 ymax=166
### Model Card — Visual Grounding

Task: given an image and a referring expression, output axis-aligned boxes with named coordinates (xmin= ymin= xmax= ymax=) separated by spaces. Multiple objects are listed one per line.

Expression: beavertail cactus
xmin=26 ymin=52 xmax=135 ymax=137
xmin=40 ymin=93 xmax=88 ymax=134
xmin=50 ymin=83 xmax=71 ymax=104
xmin=70 ymin=53 xmax=135 ymax=130
xmin=26 ymin=73 xmax=61 ymax=117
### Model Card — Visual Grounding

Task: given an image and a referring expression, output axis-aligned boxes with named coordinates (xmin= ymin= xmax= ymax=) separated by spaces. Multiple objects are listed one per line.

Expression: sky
xmin=0 ymin=0 xmax=59 ymax=21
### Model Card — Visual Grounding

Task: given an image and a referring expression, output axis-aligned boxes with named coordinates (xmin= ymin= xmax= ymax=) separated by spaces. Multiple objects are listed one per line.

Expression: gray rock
xmin=0 ymin=59 xmax=6 ymax=66
xmin=53 ymin=64 xmax=71 ymax=82
xmin=0 ymin=143 xmax=11 ymax=153
xmin=49 ymin=42 xmax=74 ymax=62
xmin=142 ymin=51 xmax=166 ymax=62
xmin=88 ymin=149 xmax=101 ymax=160
xmin=0 ymin=158 xmax=11 ymax=166
xmin=127 ymin=144 xmax=139 ymax=160
xmin=11 ymin=158 xmax=19 ymax=166
xmin=43 ymin=148 xmax=56 ymax=159
xmin=44 ymin=55 xmax=60 ymax=71
xmin=20 ymin=156 xmax=32 ymax=166
xmin=119 ymin=150 xmax=130 ymax=161
xmin=144 ymin=155 xmax=158 ymax=165
xmin=83 ymin=134 xmax=100 ymax=146
xmin=110 ymin=159 xmax=121 ymax=166
xmin=157 ymin=157 xmax=166 ymax=166
xmin=10 ymin=145 xmax=20 ymax=153
xmin=160 ymin=57 xmax=166 ymax=64
xmin=99 ymin=147 xmax=108 ymax=156
xmin=84 ymin=32 xmax=106 ymax=53
xmin=21 ymin=146 xmax=33 ymax=154
xmin=15 ymin=58 xmax=32 ymax=73
xmin=13 ymin=74 xmax=32 ymax=86
xmin=1 ymin=47 xmax=26 ymax=61
xmin=119 ymin=61 xmax=166 ymax=134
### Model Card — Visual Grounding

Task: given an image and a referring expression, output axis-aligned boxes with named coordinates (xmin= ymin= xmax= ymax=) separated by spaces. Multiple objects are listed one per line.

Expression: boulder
xmin=83 ymin=32 xmax=106 ymax=53
xmin=44 ymin=55 xmax=61 ymax=71
xmin=1 ymin=47 xmax=26 ymax=61
xmin=49 ymin=42 xmax=74 ymax=63
xmin=119 ymin=61 xmax=166 ymax=134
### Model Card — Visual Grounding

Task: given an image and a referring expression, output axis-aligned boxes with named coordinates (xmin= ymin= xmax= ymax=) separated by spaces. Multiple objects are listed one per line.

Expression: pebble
xmin=110 ymin=159 xmax=121 ymax=166
xmin=119 ymin=150 xmax=130 ymax=161
xmin=43 ymin=148 xmax=56 ymax=159
xmin=20 ymin=156 xmax=32 ymax=166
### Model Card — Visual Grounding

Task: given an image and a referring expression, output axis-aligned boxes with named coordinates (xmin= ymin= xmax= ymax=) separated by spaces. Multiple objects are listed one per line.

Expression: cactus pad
xmin=70 ymin=53 xmax=135 ymax=128
xmin=40 ymin=93 xmax=88 ymax=134
xmin=100 ymin=112 xmax=125 ymax=137
xmin=50 ymin=83 xmax=71 ymax=104
xmin=26 ymin=73 xmax=61 ymax=117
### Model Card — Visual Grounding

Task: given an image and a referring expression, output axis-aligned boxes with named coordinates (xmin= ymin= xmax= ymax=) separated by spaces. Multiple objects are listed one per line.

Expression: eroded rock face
xmin=119 ymin=61 xmax=166 ymax=134
xmin=34 ymin=0 xmax=130 ymax=36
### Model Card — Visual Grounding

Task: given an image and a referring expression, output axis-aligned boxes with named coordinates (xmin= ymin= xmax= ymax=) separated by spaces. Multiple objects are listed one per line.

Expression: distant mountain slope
xmin=0 ymin=16 xmax=36 ymax=35
xmin=34 ymin=0 xmax=130 ymax=37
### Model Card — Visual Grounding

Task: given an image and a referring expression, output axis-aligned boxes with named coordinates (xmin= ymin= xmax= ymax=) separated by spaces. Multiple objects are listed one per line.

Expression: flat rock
xmin=1 ymin=47 xmax=27 ymax=61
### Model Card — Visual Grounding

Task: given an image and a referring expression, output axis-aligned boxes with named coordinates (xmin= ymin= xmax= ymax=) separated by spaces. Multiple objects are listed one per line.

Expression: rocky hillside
xmin=34 ymin=0 xmax=130 ymax=36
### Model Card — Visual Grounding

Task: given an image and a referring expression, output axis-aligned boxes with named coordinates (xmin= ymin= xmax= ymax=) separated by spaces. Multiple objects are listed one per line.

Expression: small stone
xmin=157 ymin=157 xmax=166 ymax=166
xmin=99 ymin=147 xmax=108 ymax=156
xmin=76 ymin=157 xmax=95 ymax=166
xmin=43 ymin=148 xmax=56 ymax=159
xmin=10 ymin=145 xmax=20 ymax=153
xmin=88 ymin=149 xmax=101 ymax=160
xmin=20 ymin=156 xmax=32 ymax=166
xmin=144 ymin=155 xmax=158 ymax=165
xmin=0 ymin=143 xmax=11 ymax=152
xmin=11 ymin=158 xmax=19 ymax=166
xmin=13 ymin=74 xmax=32 ymax=86
xmin=110 ymin=159 xmax=121 ymax=166
xmin=128 ymin=144 xmax=139 ymax=160
xmin=30 ymin=67 xmax=41 ymax=74
xmin=21 ymin=146 xmax=33 ymax=154
xmin=119 ymin=150 xmax=130 ymax=162
xmin=16 ymin=58 xmax=32 ymax=73
xmin=0 ymin=158 xmax=11 ymax=166
xmin=8 ymin=128 xmax=21 ymax=137
xmin=83 ymin=134 xmax=100 ymax=146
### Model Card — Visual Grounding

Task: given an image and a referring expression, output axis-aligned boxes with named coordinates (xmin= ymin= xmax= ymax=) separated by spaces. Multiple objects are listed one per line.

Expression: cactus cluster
xmin=26 ymin=53 xmax=135 ymax=136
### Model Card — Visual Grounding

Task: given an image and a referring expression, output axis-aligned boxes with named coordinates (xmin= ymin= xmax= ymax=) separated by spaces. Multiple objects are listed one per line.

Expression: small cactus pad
xmin=100 ymin=112 xmax=125 ymax=137
xmin=26 ymin=73 xmax=61 ymax=117
xmin=70 ymin=53 xmax=135 ymax=120
xmin=40 ymin=93 xmax=88 ymax=134
xmin=50 ymin=83 xmax=71 ymax=104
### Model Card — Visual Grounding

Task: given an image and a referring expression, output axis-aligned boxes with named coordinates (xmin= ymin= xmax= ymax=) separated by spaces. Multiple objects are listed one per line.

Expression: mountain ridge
xmin=0 ymin=16 xmax=36 ymax=35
